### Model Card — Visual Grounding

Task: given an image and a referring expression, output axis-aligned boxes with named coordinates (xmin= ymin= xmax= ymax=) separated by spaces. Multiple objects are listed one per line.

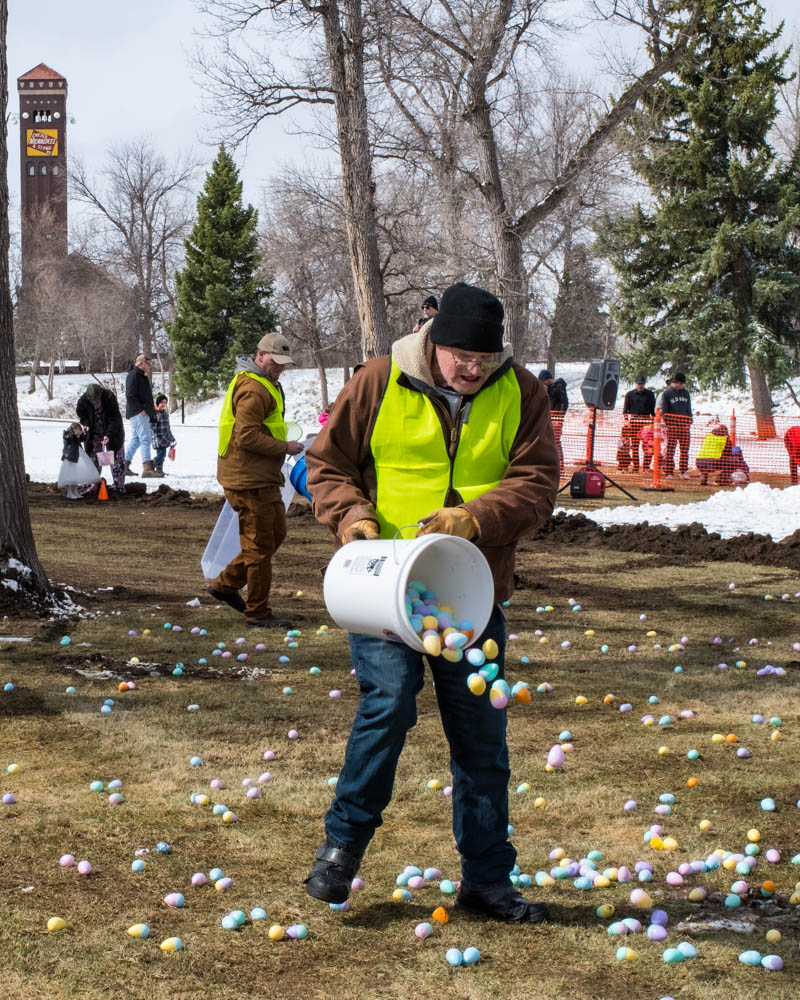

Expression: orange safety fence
xmin=553 ymin=409 xmax=800 ymax=490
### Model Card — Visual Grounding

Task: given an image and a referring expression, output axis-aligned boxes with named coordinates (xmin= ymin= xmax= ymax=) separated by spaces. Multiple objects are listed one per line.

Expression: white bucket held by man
xmin=323 ymin=534 xmax=494 ymax=651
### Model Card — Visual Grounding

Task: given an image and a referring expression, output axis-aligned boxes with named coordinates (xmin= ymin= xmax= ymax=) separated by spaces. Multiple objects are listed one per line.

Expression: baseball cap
xmin=257 ymin=332 xmax=295 ymax=365
xmin=634 ymin=374 xmax=645 ymax=384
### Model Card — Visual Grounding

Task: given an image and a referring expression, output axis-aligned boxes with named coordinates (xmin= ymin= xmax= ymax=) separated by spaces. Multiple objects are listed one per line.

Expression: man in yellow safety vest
xmin=209 ymin=332 xmax=304 ymax=628
xmin=303 ymin=283 xmax=559 ymax=922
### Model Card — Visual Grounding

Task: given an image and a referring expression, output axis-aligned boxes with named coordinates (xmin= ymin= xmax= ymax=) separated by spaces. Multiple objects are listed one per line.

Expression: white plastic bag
xmin=58 ymin=448 xmax=102 ymax=488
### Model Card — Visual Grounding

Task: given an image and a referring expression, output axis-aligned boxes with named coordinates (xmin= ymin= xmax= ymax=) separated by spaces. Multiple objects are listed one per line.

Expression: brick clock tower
xmin=17 ymin=63 xmax=68 ymax=268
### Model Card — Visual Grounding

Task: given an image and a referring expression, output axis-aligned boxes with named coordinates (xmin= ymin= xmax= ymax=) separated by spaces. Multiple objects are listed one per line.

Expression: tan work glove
xmin=416 ymin=506 xmax=479 ymax=540
xmin=342 ymin=519 xmax=381 ymax=544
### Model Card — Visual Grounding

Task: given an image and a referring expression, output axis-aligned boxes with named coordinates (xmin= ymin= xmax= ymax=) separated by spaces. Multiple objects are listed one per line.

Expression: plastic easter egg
xmin=215 ymin=877 xmax=233 ymax=892
xmin=250 ymin=907 xmax=267 ymax=921
xmin=131 ymin=858 xmax=145 ymax=872
xmin=677 ymin=941 xmax=698 ymax=959
xmin=462 ymin=946 xmax=481 ymax=965
xmin=445 ymin=948 xmax=463 ymax=966
xmin=616 ymin=946 xmax=639 ymax=961
xmin=221 ymin=914 xmax=239 ymax=931
xmin=663 ymin=947 xmax=684 ymax=963
xmin=191 ymin=872 xmax=207 ymax=886
xmin=415 ymin=922 xmax=432 ymax=939
xmin=482 ymin=639 xmax=498 ymax=660
xmin=47 ymin=916 xmax=66 ymax=932
xmin=724 ymin=893 xmax=742 ymax=908
xmin=164 ymin=893 xmax=185 ymax=908
xmin=288 ymin=730 xmax=299 ymax=740
xmin=647 ymin=923 xmax=668 ymax=941
xmin=59 ymin=854 xmax=75 ymax=868
xmin=127 ymin=923 xmax=150 ymax=938
xmin=547 ymin=745 xmax=565 ymax=769
xmin=479 ymin=662 xmax=499 ymax=683
xmin=688 ymin=887 xmax=707 ymax=902
xmin=77 ymin=860 xmax=92 ymax=875
xmin=268 ymin=924 xmax=285 ymax=941
xmin=739 ymin=949 xmax=762 ymax=965
xmin=575 ymin=695 xmax=588 ymax=705
xmin=596 ymin=903 xmax=615 ymax=919
xmin=439 ymin=879 xmax=456 ymax=895
xmin=159 ymin=937 xmax=183 ymax=952
xmin=760 ymin=798 xmax=776 ymax=812
xmin=761 ymin=955 xmax=783 ymax=970
xmin=467 ymin=673 xmax=486 ymax=696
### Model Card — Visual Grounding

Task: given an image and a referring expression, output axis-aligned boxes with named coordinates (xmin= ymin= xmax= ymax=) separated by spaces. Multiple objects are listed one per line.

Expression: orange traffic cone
xmin=97 ymin=478 xmax=109 ymax=501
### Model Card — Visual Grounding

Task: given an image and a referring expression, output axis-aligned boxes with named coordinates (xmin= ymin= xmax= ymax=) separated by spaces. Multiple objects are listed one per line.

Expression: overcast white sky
xmin=6 ymin=0 xmax=798 ymax=230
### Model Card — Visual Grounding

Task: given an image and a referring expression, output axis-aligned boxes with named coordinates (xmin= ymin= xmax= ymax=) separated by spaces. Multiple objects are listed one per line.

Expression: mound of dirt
xmin=526 ymin=512 xmax=800 ymax=571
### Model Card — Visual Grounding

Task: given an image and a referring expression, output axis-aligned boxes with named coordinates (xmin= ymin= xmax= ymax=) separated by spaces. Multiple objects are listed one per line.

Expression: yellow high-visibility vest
xmin=218 ymin=371 xmax=287 ymax=457
xmin=697 ymin=433 xmax=727 ymax=460
xmin=369 ymin=358 xmax=521 ymax=538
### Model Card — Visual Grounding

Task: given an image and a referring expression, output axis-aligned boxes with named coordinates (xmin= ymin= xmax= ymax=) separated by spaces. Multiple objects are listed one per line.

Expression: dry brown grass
xmin=0 ymin=491 xmax=798 ymax=1000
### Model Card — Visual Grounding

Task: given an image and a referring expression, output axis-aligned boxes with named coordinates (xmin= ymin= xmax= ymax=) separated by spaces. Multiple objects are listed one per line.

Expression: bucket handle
xmin=392 ymin=525 xmax=422 ymax=565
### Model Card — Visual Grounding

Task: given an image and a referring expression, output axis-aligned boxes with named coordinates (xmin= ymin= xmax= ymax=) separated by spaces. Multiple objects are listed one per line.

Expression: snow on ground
xmin=556 ymin=482 xmax=800 ymax=542
xmin=16 ymin=366 xmax=800 ymax=540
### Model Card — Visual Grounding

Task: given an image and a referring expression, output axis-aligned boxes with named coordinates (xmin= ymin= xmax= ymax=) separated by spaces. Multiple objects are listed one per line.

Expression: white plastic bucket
xmin=201 ymin=461 xmax=296 ymax=580
xmin=322 ymin=534 xmax=494 ymax=650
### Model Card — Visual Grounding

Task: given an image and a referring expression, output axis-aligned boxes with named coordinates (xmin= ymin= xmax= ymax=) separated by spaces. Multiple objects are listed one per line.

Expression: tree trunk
xmin=47 ymin=356 xmax=55 ymax=399
xmin=343 ymin=365 xmax=351 ymax=384
xmin=747 ymin=362 xmax=776 ymax=439
xmin=316 ymin=360 xmax=330 ymax=412
xmin=322 ymin=0 xmax=389 ymax=360
xmin=28 ymin=340 xmax=41 ymax=392
xmin=0 ymin=0 xmax=49 ymax=592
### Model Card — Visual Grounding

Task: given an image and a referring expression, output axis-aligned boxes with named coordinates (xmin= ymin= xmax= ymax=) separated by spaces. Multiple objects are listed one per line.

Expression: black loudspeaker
xmin=580 ymin=359 xmax=620 ymax=410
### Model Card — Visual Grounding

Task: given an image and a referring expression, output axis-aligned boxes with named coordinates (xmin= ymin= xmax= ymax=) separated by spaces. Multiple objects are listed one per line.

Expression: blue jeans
xmin=325 ymin=606 xmax=515 ymax=889
xmin=125 ymin=412 xmax=152 ymax=463
xmin=154 ymin=445 xmax=167 ymax=466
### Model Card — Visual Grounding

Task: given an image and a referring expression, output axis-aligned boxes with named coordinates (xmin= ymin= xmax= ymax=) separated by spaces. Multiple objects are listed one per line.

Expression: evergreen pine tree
xmin=600 ymin=0 xmax=800 ymax=415
xmin=169 ymin=146 xmax=276 ymax=399
xmin=549 ymin=242 xmax=615 ymax=365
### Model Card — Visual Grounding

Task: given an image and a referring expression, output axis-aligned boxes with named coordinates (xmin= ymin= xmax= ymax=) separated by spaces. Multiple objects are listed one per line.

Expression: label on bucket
xmin=343 ymin=555 xmax=388 ymax=578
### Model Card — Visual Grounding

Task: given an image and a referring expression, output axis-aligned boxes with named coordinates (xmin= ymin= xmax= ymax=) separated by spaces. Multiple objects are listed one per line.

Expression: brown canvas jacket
xmin=305 ymin=329 xmax=559 ymax=602
xmin=217 ymin=362 xmax=289 ymax=494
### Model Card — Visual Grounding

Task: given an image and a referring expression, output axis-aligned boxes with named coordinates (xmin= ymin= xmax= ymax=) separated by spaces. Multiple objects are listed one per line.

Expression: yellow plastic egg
xmin=765 ymin=929 xmax=781 ymax=943
xmin=698 ymin=819 xmax=713 ymax=832
xmin=534 ymin=796 xmax=546 ymax=808
xmin=391 ymin=888 xmax=407 ymax=901
xmin=596 ymin=903 xmax=615 ymax=918
xmin=427 ymin=779 xmax=442 ymax=790
xmin=575 ymin=695 xmax=588 ymax=705
xmin=770 ymin=729 xmax=782 ymax=741
xmin=584 ymin=629 xmax=595 ymax=637
xmin=222 ymin=811 xmax=235 ymax=824
xmin=594 ymin=875 xmax=611 ymax=888
xmin=482 ymin=639 xmax=498 ymax=660
xmin=7 ymin=763 xmax=20 ymax=774
xmin=657 ymin=746 xmax=670 ymax=755
xmin=688 ymin=888 xmax=705 ymax=902
xmin=539 ymin=636 xmax=549 ymax=644
xmin=646 ymin=630 xmax=657 ymax=637
xmin=789 ymin=892 xmax=800 ymax=905
xmin=618 ymin=947 xmax=639 ymax=961
xmin=467 ymin=674 xmax=486 ymax=696
xmin=422 ymin=634 xmax=442 ymax=657
xmin=711 ymin=733 xmax=725 ymax=743
xmin=723 ymin=856 xmax=738 ymax=871
xmin=747 ymin=828 xmax=761 ymax=842
xmin=421 ymin=615 xmax=438 ymax=631
xmin=662 ymin=837 xmax=678 ymax=851
xmin=544 ymin=763 xmax=554 ymax=772
xmin=47 ymin=917 xmax=66 ymax=933
xmin=551 ymin=848 xmax=566 ymax=861
xmin=441 ymin=647 xmax=462 ymax=663
xmin=649 ymin=836 xmax=664 ymax=850
xmin=633 ymin=892 xmax=653 ymax=908
xmin=159 ymin=937 xmax=181 ymax=952
xmin=268 ymin=925 xmax=285 ymax=940
xmin=441 ymin=627 xmax=457 ymax=639
xmin=561 ymin=743 xmax=574 ymax=753
xmin=142 ymin=629 xmax=150 ymax=636
xmin=643 ymin=718 xmax=654 ymax=726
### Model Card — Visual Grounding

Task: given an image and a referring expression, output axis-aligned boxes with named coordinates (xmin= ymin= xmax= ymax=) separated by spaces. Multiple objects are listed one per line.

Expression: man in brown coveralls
xmin=209 ymin=332 xmax=304 ymax=628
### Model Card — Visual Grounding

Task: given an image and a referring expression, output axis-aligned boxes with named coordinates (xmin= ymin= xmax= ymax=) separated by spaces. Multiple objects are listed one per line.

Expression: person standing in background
xmin=622 ymin=375 xmax=656 ymax=472
xmin=659 ymin=373 xmax=693 ymax=478
xmin=151 ymin=394 xmax=177 ymax=477
xmin=538 ymin=370 xmax=569 ymax=474
xmin=124 ymin=355 xmax=159 ymax=478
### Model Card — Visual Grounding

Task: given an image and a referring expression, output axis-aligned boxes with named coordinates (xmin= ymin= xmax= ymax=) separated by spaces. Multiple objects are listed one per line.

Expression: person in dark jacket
xmin=659 ymin=372 xmax=693 ymax=478
xmin=538 ymin=370 xmax=568 ymax=473
xmin=77 ymin=383 xmax=126 ymax=495
xmin=622 ymin=376 xmax=656 ymax=472
xmin=124 ymin=355 xmax=159 ymax=478
xmin=59 ymin=423 xmax=88 ymax=499
xmin=150 ymin=393 xmax=177 ymax=477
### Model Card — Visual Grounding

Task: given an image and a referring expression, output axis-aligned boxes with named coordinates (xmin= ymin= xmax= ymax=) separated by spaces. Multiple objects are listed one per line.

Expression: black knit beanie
xmin=428 ymin=282 xmax=504 ymax=353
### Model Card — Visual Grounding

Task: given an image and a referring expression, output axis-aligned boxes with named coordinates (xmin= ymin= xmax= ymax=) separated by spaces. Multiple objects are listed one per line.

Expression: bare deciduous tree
xmin=70 ymin=140 xmax=197 ymax=361
xmin=197 ymin=0 xmax=390 ymax=359
xmin=0 ymin=0 xmax=49 ymax=592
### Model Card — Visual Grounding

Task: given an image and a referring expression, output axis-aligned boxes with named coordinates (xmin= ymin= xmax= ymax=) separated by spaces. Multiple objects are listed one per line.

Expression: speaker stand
xmin=558 ymin=407 xmax=638 ymax=501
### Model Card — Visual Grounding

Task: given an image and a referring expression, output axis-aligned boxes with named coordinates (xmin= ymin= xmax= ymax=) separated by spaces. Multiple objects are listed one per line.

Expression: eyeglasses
xmin=440 ymin=347 xmax=501 ymax=372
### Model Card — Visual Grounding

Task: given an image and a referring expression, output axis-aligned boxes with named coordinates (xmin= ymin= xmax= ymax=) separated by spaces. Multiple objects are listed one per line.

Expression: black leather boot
xmin=305 ymin=840 xmax=363 ymax=903
xmin=456 ymin=884 xmax=550 ymax=923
